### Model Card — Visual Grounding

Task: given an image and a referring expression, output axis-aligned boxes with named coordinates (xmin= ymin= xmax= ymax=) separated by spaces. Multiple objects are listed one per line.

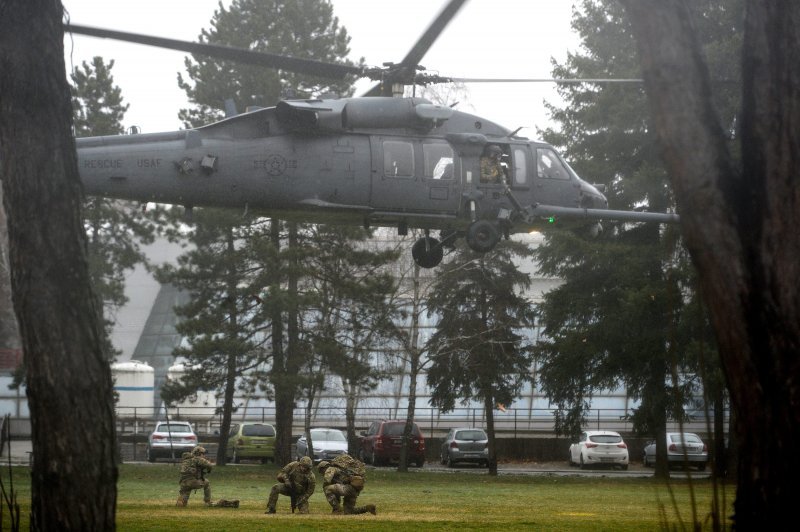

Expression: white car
xmin=568 ymin=430 xmax=629 ymax=470
xmin=642 ymin=432 xmax=708 ymax=470
xmin=146 ymin=421 xmax=198 ymax=462
xmin=295 ymin=428 xmax=349 ymax=463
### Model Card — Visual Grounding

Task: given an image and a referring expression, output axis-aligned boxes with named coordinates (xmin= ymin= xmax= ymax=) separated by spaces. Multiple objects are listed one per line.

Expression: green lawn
xmin=2 ymin=463 xmax=733 ymax=531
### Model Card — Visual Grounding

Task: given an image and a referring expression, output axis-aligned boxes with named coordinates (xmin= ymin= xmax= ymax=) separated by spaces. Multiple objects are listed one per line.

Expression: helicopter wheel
xmin=466 ymin=220 xmax=500 ymax=253
xmin=412 ymin=237 xmax=444 ymax=268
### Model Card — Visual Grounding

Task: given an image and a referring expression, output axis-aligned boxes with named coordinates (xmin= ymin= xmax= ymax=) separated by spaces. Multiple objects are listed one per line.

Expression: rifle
xmin=287 ymin=483 xmax=297 ymax=513
xmin=199 ymin=464 xmax=210 ymax=482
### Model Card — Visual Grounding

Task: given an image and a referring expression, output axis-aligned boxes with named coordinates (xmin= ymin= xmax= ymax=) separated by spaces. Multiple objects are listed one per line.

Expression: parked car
xmin=146 ymin=421 xmax=198 ymax=462
xmin=225 ymin=422 xmax=276 ymax=464
xmin=440 ymin=427 xmax=489 ymax=467
xmin=568 ymin=430 xmax=629 ymax=470
xmin=359 ymin=420 xmax=425 ymax=467
xmin=295 ymin=428 xmax=349 ymax=463
xmin=642 ymin=432 xmax=708 ymax=470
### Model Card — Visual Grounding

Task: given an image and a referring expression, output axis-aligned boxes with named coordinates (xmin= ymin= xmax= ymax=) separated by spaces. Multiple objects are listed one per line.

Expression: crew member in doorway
xmin=480 ymin=144 xmax=506 ymax=184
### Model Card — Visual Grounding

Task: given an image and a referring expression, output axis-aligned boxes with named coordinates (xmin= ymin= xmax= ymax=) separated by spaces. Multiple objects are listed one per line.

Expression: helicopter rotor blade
xmin=398 ymin=0 xmax=469 ymax=70
xmin=65 ymin=23 xmax=364 ymax=81
xmin=452 ymin=77 xmax=645 ymax=84
xmin=361 ymin=0 xmax=469 ymax=97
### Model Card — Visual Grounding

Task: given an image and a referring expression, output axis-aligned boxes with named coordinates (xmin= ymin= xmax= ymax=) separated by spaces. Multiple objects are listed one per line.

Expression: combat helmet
xmin=192 ymin=445 xmax=207 ymax=456
xmin=299 ymin=456 xmax=313 ymax=468
xmin=317 ymin=460 xmax=330 ymax=473
xmin=485 ymin=144 xmax=502 ymax=157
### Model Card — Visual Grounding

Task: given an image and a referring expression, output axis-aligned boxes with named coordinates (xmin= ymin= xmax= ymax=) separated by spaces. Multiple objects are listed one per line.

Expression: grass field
xmin=1 ymin=462 xmax=733 ymax=531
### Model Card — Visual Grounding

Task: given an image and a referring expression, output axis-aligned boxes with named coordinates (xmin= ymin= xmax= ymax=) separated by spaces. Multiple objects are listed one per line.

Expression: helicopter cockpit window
xmin=383 ymin=140 xmax=414 ymax=178
xmin=424 ymin=144 xmax=455 ymax=180
xmin=537 ymin=148 xmax=570 ymax=180
xmin=512 ymin=147 xmax=528 ymax=186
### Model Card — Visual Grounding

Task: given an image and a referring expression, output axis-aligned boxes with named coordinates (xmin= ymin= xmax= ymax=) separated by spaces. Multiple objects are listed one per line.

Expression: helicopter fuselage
xmin=76 ymin=96 xmax=675 ymax=267
xmin=77 ymin=97 xmax=608 ymax=228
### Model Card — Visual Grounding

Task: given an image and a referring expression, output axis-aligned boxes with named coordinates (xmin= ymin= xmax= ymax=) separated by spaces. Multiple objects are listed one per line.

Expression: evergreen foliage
xmin=71 ymin=56 xmax=163 ymax=358
xmin=71 ymin=56 xmax=128 ymax=137
xmin=425 ymin=239 xmax=536 ymax=474
xmin=533 ymin=0 xmax=738 ymax=453
xmin=170 ymin=0 xmax=361 ymax=464
xmin=177 ymin=0 xmax=362 ymax=127
xmin=301 ymin=225 xmax=402 ymax=452
xmin=156 ymin=211 xmax=272 ymax=464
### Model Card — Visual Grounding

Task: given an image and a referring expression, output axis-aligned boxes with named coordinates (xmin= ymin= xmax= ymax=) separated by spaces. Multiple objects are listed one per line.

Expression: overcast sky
xmin=62 ymin=0 xmax=580 ymax=136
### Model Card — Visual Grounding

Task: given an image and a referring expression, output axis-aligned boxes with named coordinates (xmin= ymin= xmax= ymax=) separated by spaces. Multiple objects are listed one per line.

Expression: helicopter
xmin=66 ymin=0 xmax=679 ymax=269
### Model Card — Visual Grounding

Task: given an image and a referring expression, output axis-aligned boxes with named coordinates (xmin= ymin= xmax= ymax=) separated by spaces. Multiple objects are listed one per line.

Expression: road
xmin=357 ymin=461 xmax=710 ymax=479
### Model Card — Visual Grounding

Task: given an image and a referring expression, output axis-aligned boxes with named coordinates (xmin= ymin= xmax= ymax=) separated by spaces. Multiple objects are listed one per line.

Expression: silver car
xmin=146 ymin=421 xmax=198 ymax=462
xmin=440 ymin=427 xmax=489 ymax=467
xmin=295 ymin=428 xmax=349 ymax=463
xmin=643 ymin=432 xmax=708 ymax=470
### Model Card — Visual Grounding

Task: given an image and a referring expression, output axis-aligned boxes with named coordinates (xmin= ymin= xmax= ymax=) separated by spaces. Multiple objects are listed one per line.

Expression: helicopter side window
xmin=512 ymin=147 xmax=528 ymax=186
xmin=383 ymin=140 xmax=414 ymax=178
xmin=537 ymin=148 xmax=570 ymax=180
xmin=424 ymin=143 xmax=455 ymax=180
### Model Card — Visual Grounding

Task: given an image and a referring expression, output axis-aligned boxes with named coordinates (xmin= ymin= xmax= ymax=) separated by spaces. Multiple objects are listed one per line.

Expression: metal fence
xmin=113 ymin=405 xmax=724 ymax=439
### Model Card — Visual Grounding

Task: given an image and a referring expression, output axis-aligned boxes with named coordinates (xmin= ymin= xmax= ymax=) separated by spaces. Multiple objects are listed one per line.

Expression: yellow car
xmin=225 ymin=422 xmax=276 ymax=463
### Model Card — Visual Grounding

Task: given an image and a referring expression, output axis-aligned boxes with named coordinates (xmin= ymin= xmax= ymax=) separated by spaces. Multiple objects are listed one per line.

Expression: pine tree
xmin=156 ymin=210 xmax=271 ymax=465
xmin=300 ymin=224 xmax=402 ymax=454
xmin=619 ymin=0 xmax=796 ymax=525
xmin=177 ymin=0 xmax=361 ymax=127
xmin=174 ymin=0 xmax=359 ymax=464
xmin=71 ymin=56 xmax=164 ymax=358
xmin=71 ymin=56 xmax=128 ymax=137
xmin=533 ymin=1 xmax=737 ymax=481
xmin=425 ymin=239 xmax=536 ymax=476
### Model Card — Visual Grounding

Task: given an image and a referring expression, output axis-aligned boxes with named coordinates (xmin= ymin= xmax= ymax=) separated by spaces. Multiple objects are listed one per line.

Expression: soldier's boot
xmin=265 ymin=488 xmax=279 ymax=513
xmin=176 ymin=495 xmax=188 ymax=507
xmin=366 ymin=504 xmax=377 ymax=515
xmin=349 ymin=505 xmax=374 ymax=515
xmin=205 ymin=500 xmax=213 ymax=507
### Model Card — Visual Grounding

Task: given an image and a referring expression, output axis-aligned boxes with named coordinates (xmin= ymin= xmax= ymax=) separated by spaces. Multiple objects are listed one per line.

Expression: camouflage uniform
xmin=480 ymin=145 xmax=505 ymax=184
xmin=480 ymin=156 xmax=505 ymax=184
xmin=266 ymin=456 xmax=316 ymax=514
xmin=177 ymin=446 xmax=213 ymax=507
xmin=320 ymin=454 xmax=376 ymax=515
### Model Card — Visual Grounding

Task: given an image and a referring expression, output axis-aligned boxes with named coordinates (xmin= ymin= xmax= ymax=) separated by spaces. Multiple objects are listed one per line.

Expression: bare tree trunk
xmin=268 ymin=220 xmax=291 ymax=466
xmin=216 ymin=229 xmax=240 ymax=466
xmin=302 ymin=380 xmax=318 ymax=461
xmin=619 ymin=1 xmax=800 ymax=526
xmin=484 ymin=394 xmax=497 ymax=476
xmin=0 ymin=2 xmax=118 ymax=529
xmin=398 ymin=265 xmax=423 ymax=473
xmin=343 ymin=379 xmax=358 ymax=454
xmin=0 ymin=190 xmax=20 ymax=356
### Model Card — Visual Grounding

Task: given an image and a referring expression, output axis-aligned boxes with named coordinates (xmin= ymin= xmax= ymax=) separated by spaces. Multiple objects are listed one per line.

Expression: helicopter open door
xmin=369 ymin=137 xmax=461 ymax=222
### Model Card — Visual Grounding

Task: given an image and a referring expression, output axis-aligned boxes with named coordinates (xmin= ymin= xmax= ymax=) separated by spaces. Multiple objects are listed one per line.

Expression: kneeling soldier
xmin=177 ymin=446 xmax=213 ymax=507
xmin=320 ymin=453 xmax=376 ymax=515
xmin=266 ymin=456 xmax=315 ymax=514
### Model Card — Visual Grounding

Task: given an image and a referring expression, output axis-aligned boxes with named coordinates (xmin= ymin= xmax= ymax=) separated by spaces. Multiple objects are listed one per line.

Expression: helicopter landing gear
xmin=412 ymin=236 xmax=444 ymax=268
xmin=466 ymin=220 xmax=500 ymax=253
xmin=439 ymin=229 xmax=459 ymax=249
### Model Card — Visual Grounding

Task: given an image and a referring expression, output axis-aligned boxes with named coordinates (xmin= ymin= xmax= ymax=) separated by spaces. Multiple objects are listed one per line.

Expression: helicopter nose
xmin=580 ymin=182 xmax=608 ymax=209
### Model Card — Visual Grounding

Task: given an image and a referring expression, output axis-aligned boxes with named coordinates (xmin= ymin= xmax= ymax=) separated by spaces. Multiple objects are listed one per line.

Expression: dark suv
xmin=359 ymin=420 xmax=425 ymax=467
